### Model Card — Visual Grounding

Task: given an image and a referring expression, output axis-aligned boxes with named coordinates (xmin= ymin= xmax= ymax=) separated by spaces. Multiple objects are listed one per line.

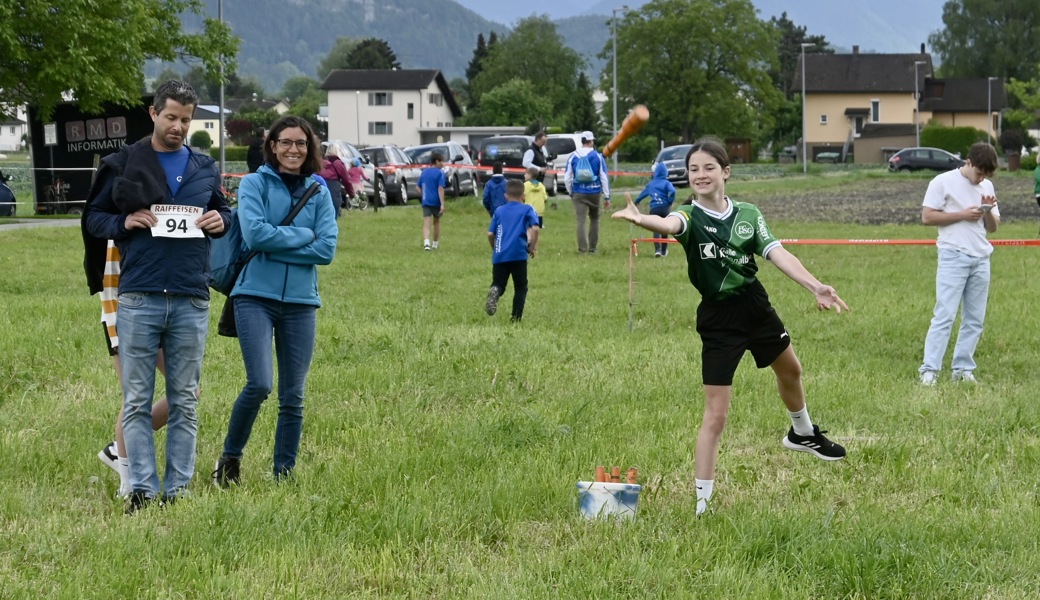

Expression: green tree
xmin=567 ymin=72 xmax=603 ymax=136
xmin=154 ymin=67 xmax=184 ymax=88
xmin=604 ymin=0 xmax=781 ymax=143
xmin=282 ymin=76 xmax=321 ymax=101
xmin=317 ymin=37 xmax=359 ymax=80
xmin=190 ymin=130 xmax=213 ymax=150
xmin=345 ymin=38 xmax=401 ymax=70
xmin=463 ymin=79 xmax=552 ymax=127
xmin=470 ymin=16 xmax=582 ymax=124
xmin=0 ymin=0 xmax=237 ymax=119
xmin=1004 ymin=78 xmax=1040 ymax=143
xmin=929 ymin=0 xmax=1040 ymax=81
xmin=768 ymin=12 xmax=832 ymax=98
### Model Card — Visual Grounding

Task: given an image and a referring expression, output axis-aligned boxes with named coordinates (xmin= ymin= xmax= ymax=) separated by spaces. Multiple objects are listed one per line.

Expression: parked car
xmin=475 ymin=135 xmax=558 ymax=197
xmin=360 ymin=145 xmax=422 ymax=205
xmin=0 ymin=170 xmax=15 ymax=217
xmin=321 ymin=140 xmax=382 ymax=206
xmin=403 ymin=141 xmax=477 ymax=198
xmin=887 ymin=147 xmax=965 ymax=172
xmin=650 ymin=144 xmax=693 ymax=187
xmin=545 ymin=133 xmax=585 ymax=194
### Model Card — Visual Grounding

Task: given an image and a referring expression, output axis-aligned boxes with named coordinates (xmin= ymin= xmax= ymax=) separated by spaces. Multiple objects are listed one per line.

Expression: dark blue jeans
xmin=222 ymin=296 xmax=317 ymax=477
xmin=649 ymin=204 xmax=672 ymax=254
xmin=491 ymin=260 xmax=529 ymax=320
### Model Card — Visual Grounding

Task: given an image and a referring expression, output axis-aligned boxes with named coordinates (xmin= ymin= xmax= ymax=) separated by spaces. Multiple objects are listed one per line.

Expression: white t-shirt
xmin=922 ymin=168 xmax=998 ymax=258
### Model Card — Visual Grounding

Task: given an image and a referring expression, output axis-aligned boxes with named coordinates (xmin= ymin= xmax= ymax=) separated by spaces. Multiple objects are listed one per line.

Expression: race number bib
xmin=150 ymin=204 xmax=204 ymax=238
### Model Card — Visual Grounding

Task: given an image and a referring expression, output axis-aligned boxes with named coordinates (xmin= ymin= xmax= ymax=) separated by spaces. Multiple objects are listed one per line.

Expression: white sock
xmin=695 ymin=478 xmax=713 ymax=516
xmin=789 ymin=406 xmax=814 ymax=436
xmin=117 ymin=457 xmax=132 ymax=497
xmin=424 ymin=239 xmax=430 ymax=246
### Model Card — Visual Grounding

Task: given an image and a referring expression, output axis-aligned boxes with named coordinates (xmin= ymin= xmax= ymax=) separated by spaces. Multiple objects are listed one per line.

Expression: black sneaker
xmin=212 ymin=455 xmax=241 ymax=489
xmin=97 ymin=442 xmax=119 ymax=473
xmin=124 ymin=491 xmax=153 ymax=515
xmin=486 ymin=286 xmax=500 ymax=316
xmin=782 ymin=425 xmax=846 ymax=461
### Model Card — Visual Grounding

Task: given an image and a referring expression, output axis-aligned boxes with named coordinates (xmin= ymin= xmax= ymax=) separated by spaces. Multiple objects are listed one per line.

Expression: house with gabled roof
xmin=321 ymin=69 xmax=462 ymax=148
xmin=795 ymin=47 xmax=1006 ymax=164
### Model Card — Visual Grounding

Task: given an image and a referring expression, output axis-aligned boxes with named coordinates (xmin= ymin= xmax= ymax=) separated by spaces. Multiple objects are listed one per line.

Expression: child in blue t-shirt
xmin=418 ymin=153 xmax=447 ymax=250
xmin=486 ymin=179 xmax=540 ymax=322
xmin=634 ymin=162 xmax=677 ymax=256
xmin=482 ymin=162 xmax=508 ymax=217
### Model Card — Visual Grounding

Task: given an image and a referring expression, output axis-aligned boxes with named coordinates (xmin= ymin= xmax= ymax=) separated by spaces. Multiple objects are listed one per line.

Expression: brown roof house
xmin=794 ymin=47 xmax=1006 ymax=164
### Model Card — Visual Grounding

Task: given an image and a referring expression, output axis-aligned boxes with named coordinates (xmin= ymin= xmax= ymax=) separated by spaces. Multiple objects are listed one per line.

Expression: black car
xmin=650 ymin=144 xmax=693 ymax=187
xmin=475 ymin=135 xmax=557 ymax=196
xmin=0 ymin=170 xmax=15 ymax=217
xmin=888 ymin=147 xmax=965 ymax=172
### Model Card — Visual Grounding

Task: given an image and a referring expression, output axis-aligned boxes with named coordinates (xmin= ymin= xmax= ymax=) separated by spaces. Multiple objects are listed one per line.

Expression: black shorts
xmin=696 ymin=280 xmax=790 ymax=386
xmin=422 ymin=206 xmax=442 ymax=218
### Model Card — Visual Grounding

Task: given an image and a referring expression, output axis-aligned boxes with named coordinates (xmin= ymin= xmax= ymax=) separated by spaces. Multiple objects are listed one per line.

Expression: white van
xmin=546 ymin=133 xmax=585 ymax=193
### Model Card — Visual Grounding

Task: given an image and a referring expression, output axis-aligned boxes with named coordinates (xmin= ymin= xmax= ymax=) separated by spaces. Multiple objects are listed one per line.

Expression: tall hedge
xmin=209 ymin=146 xmax=248 ymax=161
xmin=921 ymin=125 xmax=988 ymax=158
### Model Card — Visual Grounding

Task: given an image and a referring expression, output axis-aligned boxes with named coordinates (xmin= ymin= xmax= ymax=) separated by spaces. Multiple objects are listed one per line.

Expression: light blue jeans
xmin=118 ymin=292 xmax=209 ymax=498
xmin=920 ymin=247 xmax=991 ymax=375
xmin=222 ymin=296 xmax=316 ymax=477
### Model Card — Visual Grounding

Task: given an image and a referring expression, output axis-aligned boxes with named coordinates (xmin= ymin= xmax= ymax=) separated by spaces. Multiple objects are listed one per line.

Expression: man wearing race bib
xmin=83 ymin=80 xmax=231 ymax=513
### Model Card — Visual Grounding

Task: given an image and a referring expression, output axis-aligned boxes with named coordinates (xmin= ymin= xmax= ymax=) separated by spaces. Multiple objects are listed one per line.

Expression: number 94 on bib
xmin=150 ymin=204 xmax=204 ymax=238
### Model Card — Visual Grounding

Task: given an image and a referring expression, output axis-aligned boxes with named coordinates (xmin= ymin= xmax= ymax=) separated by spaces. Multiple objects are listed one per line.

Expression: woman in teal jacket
xmin=213 ymin=115 xmax=338 ymax=486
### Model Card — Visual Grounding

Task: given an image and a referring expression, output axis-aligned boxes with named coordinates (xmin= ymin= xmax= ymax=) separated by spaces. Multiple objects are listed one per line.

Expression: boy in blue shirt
xmin=419 ymin=152 xmax=446 ymax=250
xmin=486 ymin=179 xmax=540 ymax=322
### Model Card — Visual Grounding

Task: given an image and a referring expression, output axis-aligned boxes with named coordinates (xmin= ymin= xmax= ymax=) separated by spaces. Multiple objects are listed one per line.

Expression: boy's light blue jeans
xmin=119 ymin=292 xmax=209 ymax=498
xmin=920 ymin=247 xmax=990 ymax=375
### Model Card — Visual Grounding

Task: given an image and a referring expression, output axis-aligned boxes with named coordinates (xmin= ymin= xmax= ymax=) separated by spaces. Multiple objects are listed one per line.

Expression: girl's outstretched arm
xmin=611 ymin=193 xmax=683 ymax=235
xmin=767 ymin=246 xmax=850 ymax=313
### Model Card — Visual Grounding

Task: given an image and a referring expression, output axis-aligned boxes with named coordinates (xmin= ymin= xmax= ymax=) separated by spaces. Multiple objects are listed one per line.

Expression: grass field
xmin=3 ymin=173 xmax=1040 ymax=599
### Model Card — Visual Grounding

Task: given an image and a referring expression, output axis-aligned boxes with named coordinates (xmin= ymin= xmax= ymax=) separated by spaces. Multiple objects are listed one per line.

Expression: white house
xmin=321 ymin=69 xmax=462 ymax=147
xmin=0 ymin=106 xmax=28 ymax=151
xmin=189 ymin=104 xmax=232 ymax=145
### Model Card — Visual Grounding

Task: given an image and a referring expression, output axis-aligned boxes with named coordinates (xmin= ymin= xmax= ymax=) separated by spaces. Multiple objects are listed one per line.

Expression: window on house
xmin=7 ymin=127 xmax=14 ymax=135
xmin=407 ymin=103 xmax=414 ymax=119
xmin=870 ymin=100 xmax=880 ymax=122
xmin=205 ymin=122 xmax=213 ymax=129
xmin=367 ymin=122 xmax=393 ymax=135
xmin=436 ymin=122 xmax=443 ymax=128
xmin=854 ymin=116 xmax=864 ymax=136
xmin=819 ymin=115 xmax=828 ymax=125
xmin=368 ymin=92 xmax=393 ymax=106
xmin=428 ymin=93 xmax=443 ymax=107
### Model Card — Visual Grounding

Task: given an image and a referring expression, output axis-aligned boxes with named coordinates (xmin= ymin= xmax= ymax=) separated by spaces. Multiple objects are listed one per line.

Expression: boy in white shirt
xmin=919 ymin=142 xmax=1000 ymax=385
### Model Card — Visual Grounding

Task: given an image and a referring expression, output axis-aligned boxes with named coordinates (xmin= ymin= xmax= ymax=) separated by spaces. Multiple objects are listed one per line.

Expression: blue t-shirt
xmin=489 ymin=201 xmax=539 ymax=264
xmin=156 ymin=146 xmax=190 ymax=196
xmin=419 ymin=166 xmax=446 ymax=207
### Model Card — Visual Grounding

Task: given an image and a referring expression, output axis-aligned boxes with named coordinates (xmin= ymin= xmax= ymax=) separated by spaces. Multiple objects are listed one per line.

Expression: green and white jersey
xmin=671 ymin=197 xmax=781 ymax=301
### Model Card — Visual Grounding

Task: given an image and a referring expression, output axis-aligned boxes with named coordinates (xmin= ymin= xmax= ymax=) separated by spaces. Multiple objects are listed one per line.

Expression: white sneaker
xmin=423 ymin=242 xmax=431 ymax=251
xmin=953 ymin=371 xmax=976 ymax=383
xmin=97 ymin=442 xmax=119 ymax=473
xmin=919 ymin=371 xmax=937 ymax=386
xmin=695 ymin=498 xmax=709 ymax=518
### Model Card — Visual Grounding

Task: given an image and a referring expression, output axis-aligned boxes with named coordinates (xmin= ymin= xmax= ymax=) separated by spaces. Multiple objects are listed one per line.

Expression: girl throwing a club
xmin=612 ymin=139 xmax=848 ymax=516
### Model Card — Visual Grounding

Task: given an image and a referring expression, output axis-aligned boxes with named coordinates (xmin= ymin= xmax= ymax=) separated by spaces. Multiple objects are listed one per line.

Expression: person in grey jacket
xmin=213 ymin=115 xmax=338 ymax=488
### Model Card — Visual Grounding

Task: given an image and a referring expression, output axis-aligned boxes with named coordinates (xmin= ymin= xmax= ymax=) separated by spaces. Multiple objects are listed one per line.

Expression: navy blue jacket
xmin=83 ymin=137 xmax=231 ymax=299
xmin=635 ymin=162 xmax=677 ymax=210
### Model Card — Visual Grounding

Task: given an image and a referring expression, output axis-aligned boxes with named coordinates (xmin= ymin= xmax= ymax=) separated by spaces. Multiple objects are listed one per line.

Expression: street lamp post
xmin=355 ymin=90 xmax=361 ymax=145
xmin=800 ymin=42 xmax=814 ymax=174
xmin=987 ymin=77 xmax=998 ymax=144
xmin=611 ymin=6 xmax=628 ymax=177
xmin=218 ymin=0 xmax=225 ymax=175
xmin=914 ymin=60 xmax=928 ymax=147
